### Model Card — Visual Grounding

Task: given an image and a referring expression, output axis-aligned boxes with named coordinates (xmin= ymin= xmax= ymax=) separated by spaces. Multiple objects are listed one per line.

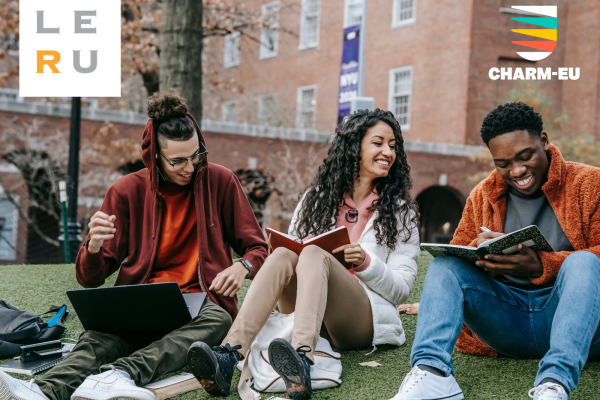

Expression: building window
xmin=297 ymin=85 xmax=316 ymax=129
xmin=344 ymin=0 xmax=364 ymax=27
xmin=224 ymin=31 xmax=241 ymax=68
xmin=392 ymin=0 xmax=416 ymax=28
xmin=222 ymin=101 xmax=237 ymax=123
xmin=388 ymin=66 xmax=412 ymax=131
xmin=0 ymin=195 xmax=19 ymax=262
xmin=300 ymin=0 xmax=320 ymax=49
xmin=258 ymin=94 xmax=275 ymax=126
xmin=260 ymin=1 xmax=279 ymax=60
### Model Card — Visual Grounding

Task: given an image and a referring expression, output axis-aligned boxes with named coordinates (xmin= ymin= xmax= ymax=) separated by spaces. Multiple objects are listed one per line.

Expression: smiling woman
xmin=185 ymin=109 xmax=422 ymax=400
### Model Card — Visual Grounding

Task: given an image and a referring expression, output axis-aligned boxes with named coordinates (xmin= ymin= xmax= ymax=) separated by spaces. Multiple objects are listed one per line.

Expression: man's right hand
xmin=88 ymin=211 xmax=117 ymax=254
xmin=476 ymin=231 xmax=504 ymax=247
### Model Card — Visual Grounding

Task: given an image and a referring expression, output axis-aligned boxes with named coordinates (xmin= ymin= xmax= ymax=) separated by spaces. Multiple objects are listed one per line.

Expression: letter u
xmin=73 ymin=50 xmax=98 ymax=73
xmin=569 ymin=68 xmax=580 ymax=80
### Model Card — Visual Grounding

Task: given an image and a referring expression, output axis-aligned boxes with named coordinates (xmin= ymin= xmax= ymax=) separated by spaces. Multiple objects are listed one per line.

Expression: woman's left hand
xmin=332 ymin=243 xmax=365 ymax=266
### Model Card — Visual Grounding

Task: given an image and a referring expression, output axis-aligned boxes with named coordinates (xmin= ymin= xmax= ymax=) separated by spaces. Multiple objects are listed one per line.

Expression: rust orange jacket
xmin=450 ymin=144 xmax=600 ymax=357
xmin=75 ymin=114 xmax=268 ymax=319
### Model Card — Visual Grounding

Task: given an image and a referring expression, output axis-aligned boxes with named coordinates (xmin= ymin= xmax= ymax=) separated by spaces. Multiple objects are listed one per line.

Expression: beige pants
xmin=223 ymin=245 xmax=374 ymax=362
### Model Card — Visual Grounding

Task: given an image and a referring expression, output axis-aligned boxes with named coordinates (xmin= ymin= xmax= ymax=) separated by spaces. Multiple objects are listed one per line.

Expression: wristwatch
xmin=240 ymin=259 xmax=253 ymax=278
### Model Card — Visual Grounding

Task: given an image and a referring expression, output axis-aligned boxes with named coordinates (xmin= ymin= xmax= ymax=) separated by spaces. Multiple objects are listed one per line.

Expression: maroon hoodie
xmin=75 ymin=114 xmax=268 ymax=319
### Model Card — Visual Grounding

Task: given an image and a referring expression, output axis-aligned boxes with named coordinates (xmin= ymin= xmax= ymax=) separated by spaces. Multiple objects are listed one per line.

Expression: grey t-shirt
xmin=496 ymin=187 xmax=574 ymax=289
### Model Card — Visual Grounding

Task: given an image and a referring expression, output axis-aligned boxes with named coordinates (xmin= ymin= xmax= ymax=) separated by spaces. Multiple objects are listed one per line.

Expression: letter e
xmin=36 ymin=51 xmax=61 ymax=73
xmin=558 ymin=68 xmax=568 ymax=80
xmin=75 ymin=11 xmax=97 ymax=34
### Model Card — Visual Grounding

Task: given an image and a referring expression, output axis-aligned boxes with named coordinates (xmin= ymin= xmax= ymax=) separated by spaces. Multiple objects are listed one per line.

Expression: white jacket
xmin=289 ymin=198 xmax=420 ymax=347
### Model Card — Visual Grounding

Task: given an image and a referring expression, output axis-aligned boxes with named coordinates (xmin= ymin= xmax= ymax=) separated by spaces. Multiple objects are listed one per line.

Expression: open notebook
xmin=421 ymin=225 xmax=554 ymax=264
xmin=265 ymin=226 xmax=352 ymax=269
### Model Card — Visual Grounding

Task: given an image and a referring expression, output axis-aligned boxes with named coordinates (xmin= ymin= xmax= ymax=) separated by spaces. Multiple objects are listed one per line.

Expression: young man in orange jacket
xmin=391 ymin=102 xmax=600 ymax=400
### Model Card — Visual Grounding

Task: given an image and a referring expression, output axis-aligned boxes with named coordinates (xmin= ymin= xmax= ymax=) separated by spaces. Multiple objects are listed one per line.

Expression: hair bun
xmin=147 ymin=89 xmax=189 ymax=125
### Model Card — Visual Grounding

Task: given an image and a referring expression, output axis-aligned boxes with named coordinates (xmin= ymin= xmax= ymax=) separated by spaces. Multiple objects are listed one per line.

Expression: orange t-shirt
xmin=147 ymin=181 xmax=201 ymax=292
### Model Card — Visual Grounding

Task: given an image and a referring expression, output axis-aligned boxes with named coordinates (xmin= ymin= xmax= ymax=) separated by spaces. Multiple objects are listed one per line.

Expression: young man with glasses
xmin=0 ymin=90 xmax=268 ymax=400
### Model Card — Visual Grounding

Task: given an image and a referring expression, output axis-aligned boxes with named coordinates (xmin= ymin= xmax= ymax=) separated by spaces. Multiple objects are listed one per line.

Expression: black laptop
xmin=67 ymin=283 xmax=207 ymax=334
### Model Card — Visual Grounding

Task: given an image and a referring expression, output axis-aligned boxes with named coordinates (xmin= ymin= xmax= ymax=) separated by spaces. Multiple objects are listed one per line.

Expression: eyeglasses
xmin=158 ymin=142 xmax=208 ymax=171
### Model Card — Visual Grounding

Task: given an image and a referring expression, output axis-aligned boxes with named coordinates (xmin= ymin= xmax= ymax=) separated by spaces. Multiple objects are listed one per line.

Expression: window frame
xmin=388 ymin=66 xmax=413 ymax=132
xmin=391 ymin=0 xmax=416 ymax=29
xmin=222 ymin=100 xmax=238 ymax=123
xmin=299 ymin=0 xmax=321 ymax=50
xmin=259 ymin=1 xmax=280 ymax=60
xmin=258 ymin=94 xmax=276 ymax=126
xmin=0 ymin=194 xmax=19 ymax=262
xmin=224 ymin=31 xmax=241 ymax=68
xmin=343 ymin=0 xmax=364 ymax=28
xmin=296 ymin=84 xmax=317 ymax=129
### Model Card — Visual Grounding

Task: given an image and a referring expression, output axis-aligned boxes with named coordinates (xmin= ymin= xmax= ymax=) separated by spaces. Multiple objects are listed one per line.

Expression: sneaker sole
xmin=268 ymin=339 xmax=312 ymax=400
xmin=72 ymin=396 xmax=149 ymax=400
xmin=187 ymin=342 xmax=230 ymax=397
xmin=412 ymin=393 xmax=464 ymax=400
xmin=0 ymin=373 xmax=26 ymax=400
xmin=71 ymin=387 xmax=155 ymax=400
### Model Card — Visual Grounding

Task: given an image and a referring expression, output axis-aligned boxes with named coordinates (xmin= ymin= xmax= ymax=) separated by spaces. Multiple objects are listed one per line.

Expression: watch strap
xmin=240 ymin=259 xmax=253 ymax=278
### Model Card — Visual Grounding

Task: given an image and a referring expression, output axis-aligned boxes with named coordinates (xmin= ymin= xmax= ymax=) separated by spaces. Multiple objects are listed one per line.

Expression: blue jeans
xmin=411 ymin=251 xmax=600 ymax=394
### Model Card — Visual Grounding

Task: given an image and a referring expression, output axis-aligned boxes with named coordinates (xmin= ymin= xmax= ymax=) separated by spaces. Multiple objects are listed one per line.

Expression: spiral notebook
xmin=0 ymin=355 xmax=63 ymax=375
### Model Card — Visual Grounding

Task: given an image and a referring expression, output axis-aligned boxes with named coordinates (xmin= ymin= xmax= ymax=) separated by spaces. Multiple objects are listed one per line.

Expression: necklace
xmin=354 ymin=192 xmax=371 ymax=208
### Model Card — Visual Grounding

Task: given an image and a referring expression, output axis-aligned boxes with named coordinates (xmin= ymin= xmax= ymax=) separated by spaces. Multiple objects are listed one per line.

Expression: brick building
xmin=208 ymin=0 xmax=600 ymax=141
xmin=1 ymin=0 xmax=599 ymax=263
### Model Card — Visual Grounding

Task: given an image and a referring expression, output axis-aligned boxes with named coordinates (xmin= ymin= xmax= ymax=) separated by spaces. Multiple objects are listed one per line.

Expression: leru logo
xmin=511 ymin=6 xmax=557 ymax=61
xmin=19 ymin=1 xmax=121 ymax=97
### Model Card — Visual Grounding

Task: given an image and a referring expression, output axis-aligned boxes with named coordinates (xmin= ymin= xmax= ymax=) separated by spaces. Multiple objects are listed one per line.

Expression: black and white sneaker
xmin=268 ymin=338 xmax=312 ymax=400
xmin=187 ymin=342 xmax=241 ymax=397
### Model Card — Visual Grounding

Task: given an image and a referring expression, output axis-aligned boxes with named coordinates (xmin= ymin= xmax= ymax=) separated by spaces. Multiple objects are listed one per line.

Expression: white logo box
xmin=19 ymin=0 xmax=121 ymax=97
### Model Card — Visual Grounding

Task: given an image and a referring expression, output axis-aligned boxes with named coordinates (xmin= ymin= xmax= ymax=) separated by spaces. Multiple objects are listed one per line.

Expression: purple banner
xmin=337 ymin=25 xmax=361 ymax=125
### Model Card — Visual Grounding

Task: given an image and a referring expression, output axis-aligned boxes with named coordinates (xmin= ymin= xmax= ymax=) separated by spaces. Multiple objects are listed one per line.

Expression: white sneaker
xmin=71 ymin=366 xmax=155 ymax=400
xmin=528 ymin=382 xmax=568 ymax=400
xmin=0 ymin=370 xmax=49 ymax=400
xmin=389 ymin=366 xmax=464 ymax=400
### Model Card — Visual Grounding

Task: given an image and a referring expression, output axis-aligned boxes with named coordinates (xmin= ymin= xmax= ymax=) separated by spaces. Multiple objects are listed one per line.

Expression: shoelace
xmin=26 ymin=379 xmax=36 ymax=391
xmin=295 ymin=345 xmax=312 ymax=358
xmin=400 ymin=366 xmax=427 ymax=393
xmin=109 ymin=365 xmax=134 ymax=383
xmin=212 ymin=343 xmax=242 ymax=360
xmin=528 ymin=383 xmax=566 ymax=399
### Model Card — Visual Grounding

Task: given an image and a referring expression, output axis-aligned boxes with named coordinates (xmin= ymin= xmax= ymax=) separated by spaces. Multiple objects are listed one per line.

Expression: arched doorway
xmin=416 ymin=186 xmax=465 ymax=244
xmin=3 ymin=150 xmax=66 ymax=264
xmin=234 ymin=169 xmax=277 ymax=229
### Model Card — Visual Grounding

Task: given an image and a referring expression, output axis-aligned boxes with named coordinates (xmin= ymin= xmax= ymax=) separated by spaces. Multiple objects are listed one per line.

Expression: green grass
xmin=2 ymin=254 xmax=600 ymax=399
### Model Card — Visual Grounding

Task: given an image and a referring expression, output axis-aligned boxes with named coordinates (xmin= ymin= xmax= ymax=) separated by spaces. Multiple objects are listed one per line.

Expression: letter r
xmin=36 ymin=51 xmax=61 ymax=73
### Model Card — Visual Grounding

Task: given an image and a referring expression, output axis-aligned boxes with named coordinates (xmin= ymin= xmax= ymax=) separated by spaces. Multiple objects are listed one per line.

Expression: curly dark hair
xmin=293 ymin=109 xmax=419 ymax=250
xmin=148 ymin=89 xmax=195 ymax=148
xmin=480 ymin=102 xmax=544 ymax=146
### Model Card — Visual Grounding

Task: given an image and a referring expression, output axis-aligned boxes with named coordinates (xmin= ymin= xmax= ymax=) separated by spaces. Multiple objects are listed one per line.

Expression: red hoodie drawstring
xmin=207 ymin=169 xmax=215 ymax=228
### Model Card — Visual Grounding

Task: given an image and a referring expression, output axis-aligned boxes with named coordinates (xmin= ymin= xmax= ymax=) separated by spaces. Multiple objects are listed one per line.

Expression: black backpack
xmin=0 ymin=300 xmax=69 ymax=359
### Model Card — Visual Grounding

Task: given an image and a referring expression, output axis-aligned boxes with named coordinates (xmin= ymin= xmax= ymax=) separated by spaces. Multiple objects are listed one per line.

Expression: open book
xmin=420 ymin=225 xmax=555 ymax=264
xmin=266 ymin=226 xmax=352 ymax=269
